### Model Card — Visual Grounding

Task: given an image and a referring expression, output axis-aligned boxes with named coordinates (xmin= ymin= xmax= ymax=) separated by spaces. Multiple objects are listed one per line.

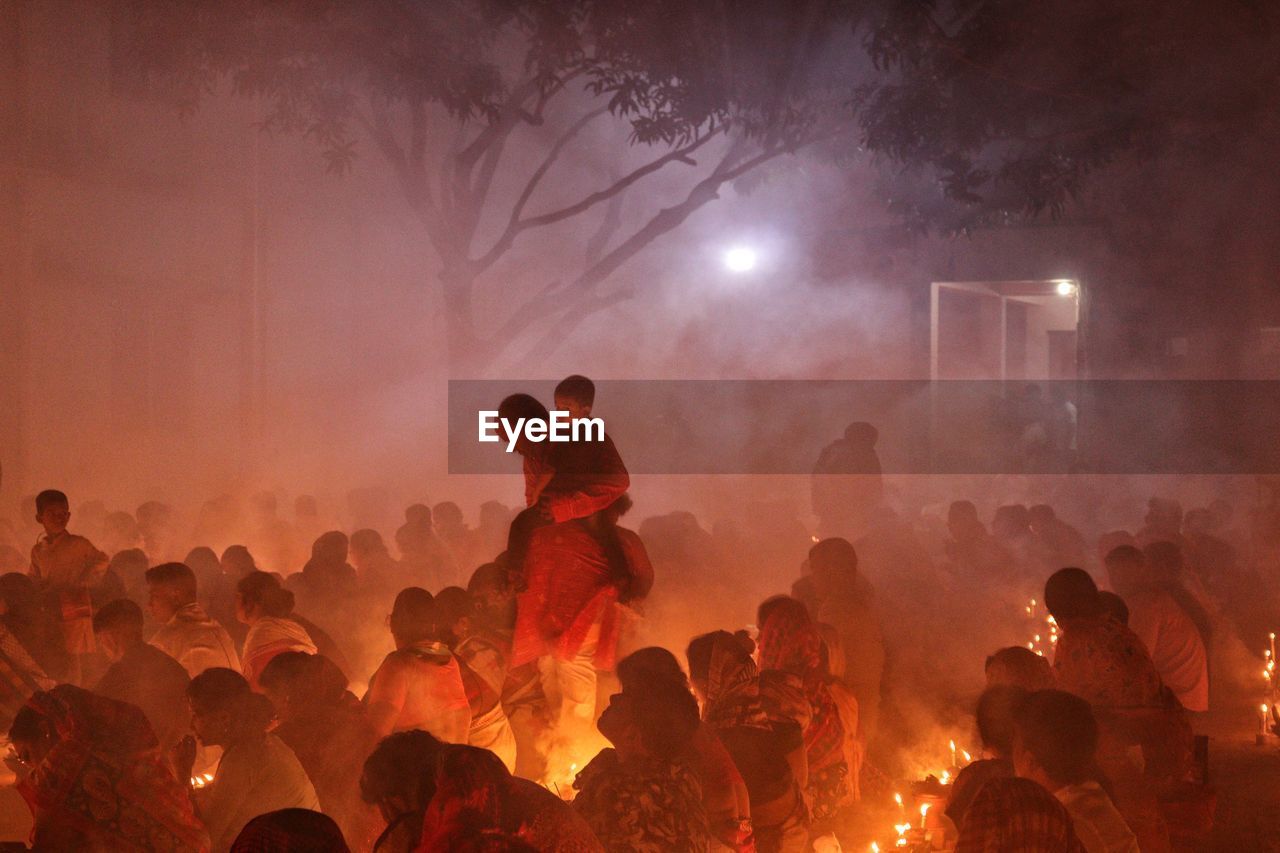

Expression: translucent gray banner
xmin=447 ymin=380 xmax=1280 ymax=475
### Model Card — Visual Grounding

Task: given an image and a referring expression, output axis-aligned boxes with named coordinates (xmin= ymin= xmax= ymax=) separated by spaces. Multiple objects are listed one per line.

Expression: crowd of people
xmin=0 ymin=377 xmax=1269 ymax=851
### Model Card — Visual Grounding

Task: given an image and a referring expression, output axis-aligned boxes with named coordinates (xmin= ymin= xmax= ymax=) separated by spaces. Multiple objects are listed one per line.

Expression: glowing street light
xmin=723 ymin=245 xmax=758 ymax=273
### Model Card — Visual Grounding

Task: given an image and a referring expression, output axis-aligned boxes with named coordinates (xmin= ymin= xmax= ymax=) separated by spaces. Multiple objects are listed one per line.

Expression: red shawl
xmin=512 ymin=522 xmax=641 ymax=671
xmin=16 ymin=685 xmax=209 ymax=852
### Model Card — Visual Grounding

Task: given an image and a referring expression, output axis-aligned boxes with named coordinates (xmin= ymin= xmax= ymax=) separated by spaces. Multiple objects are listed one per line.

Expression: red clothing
xmin=512 ymin=522 xmax=651 ymax=671
xmin=523 ymin=434 xmax=630 ymax=523
xmin=17 ymin=685 xmax=208 ymax=852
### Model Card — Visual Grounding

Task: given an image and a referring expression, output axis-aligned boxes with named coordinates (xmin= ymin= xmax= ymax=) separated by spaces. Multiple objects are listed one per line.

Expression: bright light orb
xmin=723 ymin=245 xmax=758 ymax=273
xmin=1055 ymin=280 xmax=1077 ymax=297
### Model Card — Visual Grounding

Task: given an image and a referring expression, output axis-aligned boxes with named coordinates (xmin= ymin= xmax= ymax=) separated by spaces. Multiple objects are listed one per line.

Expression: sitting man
xmin=1104 ymin=545 xmax=1208 ymax=712
xmin=1013 ymin=689 xmax=1140 ymax=853
xmin=93 ymin=598 xmax=190 ymax=749
xmin=146 ymin=562 xmax=241 ymax=678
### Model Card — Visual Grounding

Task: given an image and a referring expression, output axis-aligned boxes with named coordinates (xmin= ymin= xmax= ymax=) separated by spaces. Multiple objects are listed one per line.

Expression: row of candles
xmin=1024 ymin=598 xmax=1058 ymax=657
xmin=867 ymin=739 xmax=974 ymax=851
xmin=1260 ymin=632 xmax=1276 ymax=742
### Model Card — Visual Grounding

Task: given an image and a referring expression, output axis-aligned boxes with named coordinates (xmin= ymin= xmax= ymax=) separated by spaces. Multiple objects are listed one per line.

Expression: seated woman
xmin=360 ymin=730 xmax=448 ymax=853
xmin=688 ymin=631 xmax=809 ymax=853
xmin=259 ymin=651 xmax=382 ymax=850
xmin=421 ymin=743 xmax=602 ymax=852
xmin=180 ymin=667 xmax=320 ymax=851
xmin=236 ymin=571 xmax=318 ymax=689
xmin=945 ymin=684 xmax=1027 ymax=829
xmin=1046 ymin=568 xmax=1193 ymax=779
xmin=1046 ymin=568 xmax=1186 ymax=851
xmin=364 ymin=587 xmax=471 ymax=743
xmin=617 ymin=646 xmax=753 ymax=853
xmin=8 ymin=684 xmax=207 ymax=851
xmin=573 ymin=680 xmax=710 ymax=852
xmin=756 ymin=596 xmax=854 ymax=830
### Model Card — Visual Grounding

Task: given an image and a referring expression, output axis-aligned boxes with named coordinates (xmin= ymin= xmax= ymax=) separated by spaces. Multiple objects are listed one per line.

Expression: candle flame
xmin=894 ymin=792 xmax=903 ymax=806
xmin=871 ymin=844 xmax=880 ymax=853
xmin=962 ymin=749 xmax=972 ymax=762
xmin=940 ymin=770 xmax=951 ymax=785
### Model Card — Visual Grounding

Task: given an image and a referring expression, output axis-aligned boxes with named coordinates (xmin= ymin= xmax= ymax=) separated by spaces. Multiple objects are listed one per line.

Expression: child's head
xmin=34 ymin=490 xmax=70 ymax=536
xmin=553 ymin=374 xmax=595 ymax=419
xmin=1012 ymin=689 xmax=1098 ymax=789
xmin=975 ymin=685 xmax=1030 ymax=758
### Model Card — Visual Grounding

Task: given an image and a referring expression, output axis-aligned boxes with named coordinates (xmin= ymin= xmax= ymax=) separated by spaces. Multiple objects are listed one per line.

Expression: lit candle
xmin=949 ymin=739 xmax=957 ymax=767
xmin=962 ymin=749 xmax=972 ymax=764
xmin=894 ymin=792 xmax=904 ymax=816
xmin=870 ymin=844 xmax=880 ymax=853
xmin=919 ymin=803 xmax=931 ymax=830
xmin=940 ymin=770 xmax=951 ymax=785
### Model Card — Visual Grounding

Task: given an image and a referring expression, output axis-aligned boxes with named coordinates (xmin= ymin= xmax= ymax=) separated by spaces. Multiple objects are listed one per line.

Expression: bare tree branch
xmin=471 ymin=105 xmax=609 ymax=273
xmin=473 ymin=126 xmax=724 ymax=273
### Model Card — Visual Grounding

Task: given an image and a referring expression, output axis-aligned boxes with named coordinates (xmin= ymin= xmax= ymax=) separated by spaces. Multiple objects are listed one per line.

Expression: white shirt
xmin=1127 ymin=589 xmax=1209 ymax=712
xmin=1055 ymin=781 xmax=1140 ymax=853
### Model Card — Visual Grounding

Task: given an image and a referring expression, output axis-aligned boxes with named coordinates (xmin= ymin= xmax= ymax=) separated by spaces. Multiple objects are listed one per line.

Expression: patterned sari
xmin=702 ymin=635 xmax=772 ymax=732
xmin=757 ymin=605 xmax=852 ymax=822
xmin=14 ymin=684 xmax=209 ymax=852
xmin=573 ymin=748 xmax=708 ymax=853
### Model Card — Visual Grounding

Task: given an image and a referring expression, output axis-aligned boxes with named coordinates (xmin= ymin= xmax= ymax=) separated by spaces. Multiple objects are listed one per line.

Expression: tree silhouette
xmin=123 ymin=0 xmax=1275 ymax=371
